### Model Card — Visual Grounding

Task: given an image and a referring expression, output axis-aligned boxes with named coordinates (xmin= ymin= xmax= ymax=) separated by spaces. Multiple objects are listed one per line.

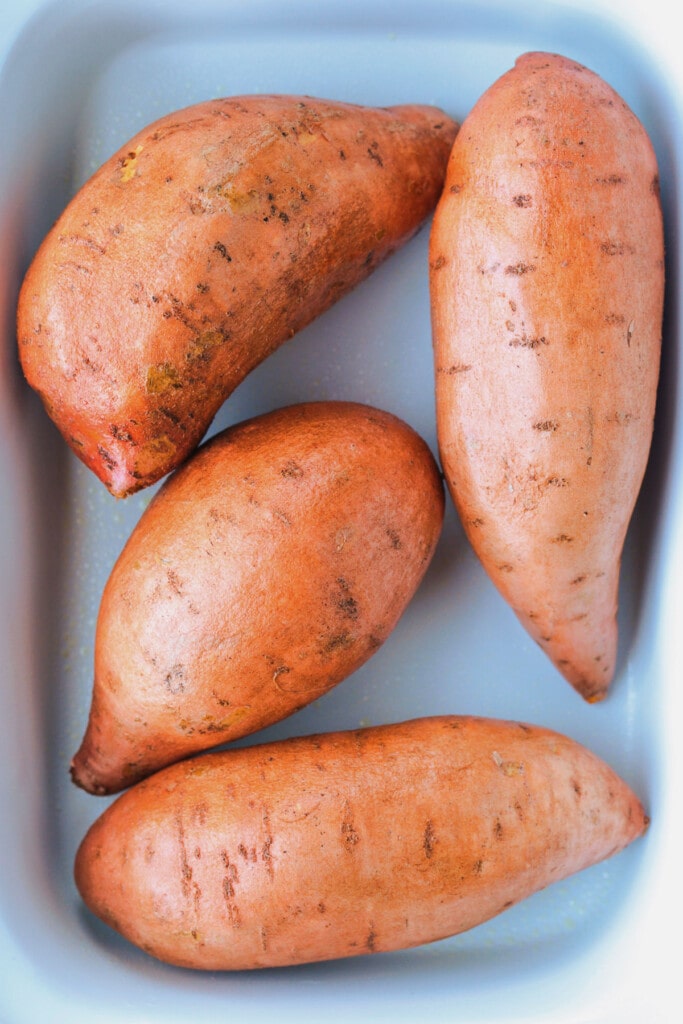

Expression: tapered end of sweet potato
xmin=70 ymin=747 xmax=130 ymax=797
xmin=511 ymin=566 xmax=620 ymax=703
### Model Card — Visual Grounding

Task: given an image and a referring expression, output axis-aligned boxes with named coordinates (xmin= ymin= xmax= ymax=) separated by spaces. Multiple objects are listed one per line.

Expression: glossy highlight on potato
xmin=74 ymin=714 xmax=648 ymax=970
xmin=70 ymin=401 xmax=445 ymax=795
xmin=429 ymin=52 xmax=664 ymax=700
xmin=17 ymin=94 xmax=458 ymax=496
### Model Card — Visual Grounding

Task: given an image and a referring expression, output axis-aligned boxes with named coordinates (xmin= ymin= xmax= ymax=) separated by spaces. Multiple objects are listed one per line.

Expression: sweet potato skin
xmin=429 ymin=52 xmax=664 ymax=700
xmin=74 ymin=714 xmax=648 ymax=970
xmin=17 ymin=95 xmax=457 ymax=497
xmin=70 ymin=401 xmax=444 ymax=796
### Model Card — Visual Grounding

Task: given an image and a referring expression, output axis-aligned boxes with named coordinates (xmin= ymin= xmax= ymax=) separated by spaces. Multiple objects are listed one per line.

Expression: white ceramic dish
xmin=1 ymin=1 xmax=681 ymax=1021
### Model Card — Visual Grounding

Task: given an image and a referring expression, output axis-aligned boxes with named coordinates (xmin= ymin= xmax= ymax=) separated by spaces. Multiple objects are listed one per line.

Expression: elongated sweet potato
xmin=74 ymin=714 xmax=648 ymax=970
xmin=17 ymin=95 xmax=457 ymax=497
xmin=70 ymin=401 xmax=444 ymax=795
xmin=429 ymin=52 xmax=664 ymax=700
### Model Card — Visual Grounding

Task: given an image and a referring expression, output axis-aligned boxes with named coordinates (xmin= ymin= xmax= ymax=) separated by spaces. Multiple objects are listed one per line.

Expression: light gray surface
xmin=0 ymin=1 xmax=680 ymax=1021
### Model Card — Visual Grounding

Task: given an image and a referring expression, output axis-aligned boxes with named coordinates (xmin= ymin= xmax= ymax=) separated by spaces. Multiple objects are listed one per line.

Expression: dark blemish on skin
xmin=437 ymin=363 xmax=472 ymax=375
xmin=651 ymin=175 xmax=661 ymax=197
xmin=60 ymin=233 xmax=106 ymax=254
xmin=221 ymin=854 xmax=241 ymax=927
xmin=341 ymin=803 xmax=360 ymax=848
xmin=386 ymin=529 xmax=402 ymax=550
xmin=595 ymin=174 xmax=626 ymax=185
xmin=159 ymin=406 xmax=182 ymax=426
xmin=366 ymin=925 xmax=377 ymax=952
xmin=176 ymin=814 xmax=192 ymax=898
xmin=505 ymin=263 xmax=536 ymax=275
xmin=513 ymin=194 xmax=532 ymax=207
xmin=473 ymin=859 xmax=484 ymax=874
xmin=110 ymin=424 xmax=134 ymax=442
xmin=551 ymin=534 xmax=573 ymax=543
xmin=423 ymin=820 xmax=437 ymax=859
xmin=533 ymin=419 xmax=559 ymax=432
xmin=494 ymin=819 xmax=503 ymax=840
xmin=214 ymin=241 xmax=232 ymax=261
xmin=546 ymin=476 xmax=569 ymax=488
xmin=571 ymin=575 xmax=586 ymax=585
xmin=167 ymin=568 xmax=183 ymax=595
xmin=605 ymin=312 xmax=626 ymax=324
xmin=600 ymin=241 xmax=634 ymax=256
xmin=363 ymin=250 xmax=374 ymax=266
xmin=337 ymin=594 xmax=359 ymax=620
xmin=509 ymin=335 xmax=547 ymax=349
xmin=469 ymin=517 xmax=485 ymax=528
xmin=339 ymin=149 xmax=346 ymax=160
xmin=97 ymin=445 xmax=117 ymax=471
xmin=431 ymin=254 xmax=446 ymax=271
xmin=497 ymin=563 xmax=514 ymax=573
xmin=196 ymin=282 xmax=209 ymax=293
xmin=449 ymin=183 xmax=462 ymax=194
xmin=261 ymin=809 xmax=275 ymax=880
xmin=165 ymin=664 xmax=185 ymax=694
xmin=281 ymin=460 xmax=304 ymax=478
xmin=367 ymin=143 xmax=383 ymax=167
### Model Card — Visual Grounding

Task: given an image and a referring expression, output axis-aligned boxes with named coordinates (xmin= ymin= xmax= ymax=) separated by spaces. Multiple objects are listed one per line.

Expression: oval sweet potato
xmin=74 ymin=714 xmax=648 ymax=970
xmin=429 ymin=52 xmax=664 ymax=700
xmin=17 ymin=95 xmax=457 ymax=497
xmin=70 ymin=401 xmax=444 ymax=795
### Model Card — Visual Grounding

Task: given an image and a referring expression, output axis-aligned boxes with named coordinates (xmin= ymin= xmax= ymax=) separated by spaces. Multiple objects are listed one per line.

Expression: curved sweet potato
xmin=429 ymin=52 xmax=664 ymax=700
xmin=17 ymin=95 xmax=457 ymax=497
xmin=74 ymin=714 xmax=648 ymax=970
xmin=70 ymin=401 xmax=444 ymax=795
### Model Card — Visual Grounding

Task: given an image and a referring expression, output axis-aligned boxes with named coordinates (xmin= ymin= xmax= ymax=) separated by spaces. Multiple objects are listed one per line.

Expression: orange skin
xmin=17 ymin=95 xmax=458 ymax=497
xmin=70 ymin=402 xmax=445 ymax=795
xmin=74 ymin=715 xmax=649 ymax=971
xmin=430 ymin=53 xmax=664 ymax=701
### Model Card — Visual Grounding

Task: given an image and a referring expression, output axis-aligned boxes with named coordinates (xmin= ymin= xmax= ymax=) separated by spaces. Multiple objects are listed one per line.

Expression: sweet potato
xmin=17 ymin=95 xmax=457 ymax=497
xmin=70 ymin=401 xmax=444 ymax=796
xmin=74 ymin=714 xmax=648 ymax=970
xmin=429 ymin=52 xmax=664 ymax=700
